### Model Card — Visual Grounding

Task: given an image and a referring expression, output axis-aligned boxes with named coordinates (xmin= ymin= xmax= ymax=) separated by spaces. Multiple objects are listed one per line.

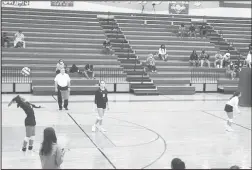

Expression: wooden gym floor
xmin=1 ymin=94 xmax=251 ymax=169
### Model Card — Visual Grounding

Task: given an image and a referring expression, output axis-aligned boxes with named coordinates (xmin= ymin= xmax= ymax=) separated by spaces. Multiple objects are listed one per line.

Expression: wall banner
xmin=51 ymin=1 xmax=74 ymax=7
xmin=2 ymin=1 xmax=30 ymax=6
xmin=169 ymin=1 xmax=189 ymax=14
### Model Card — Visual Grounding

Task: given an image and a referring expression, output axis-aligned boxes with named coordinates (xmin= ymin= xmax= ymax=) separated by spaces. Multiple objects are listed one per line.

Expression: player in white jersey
xmin=224 ymin=91 xmax=241 ymax=132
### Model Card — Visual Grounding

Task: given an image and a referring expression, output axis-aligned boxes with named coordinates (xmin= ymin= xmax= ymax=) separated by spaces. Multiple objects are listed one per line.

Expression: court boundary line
xmin=98 ymin=123 xmax=160 ymax=148
xmin=98 ymin=131 xmax=117 ymax=147
xmin=67 ymin=112 xmax=117 ymax=169
xmin=107 ymin=116 xmax=167 ymax=169
xmin=2 ymin=99 xmax=231 ymax=104
xmin=51 ymin=95 xmax=116 ymax=169
xmin=201 ymin=110 xmax=251 ymax=131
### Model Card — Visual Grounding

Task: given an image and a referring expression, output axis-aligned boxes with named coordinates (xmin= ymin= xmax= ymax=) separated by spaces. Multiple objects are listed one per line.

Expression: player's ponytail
xmin=229 ymin=91 xmax=241 ymax=100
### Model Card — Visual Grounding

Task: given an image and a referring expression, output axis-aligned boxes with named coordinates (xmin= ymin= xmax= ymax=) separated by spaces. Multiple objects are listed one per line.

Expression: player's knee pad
xmin=24 ymin=137 xmax=29 ymax=142
xmin=97 ymin=116 xmax=102 ymax=121
xmin=229 ymin=119 xmax=233 ymax=123
xmin=30 ymin=136 xmax=35 ymax=140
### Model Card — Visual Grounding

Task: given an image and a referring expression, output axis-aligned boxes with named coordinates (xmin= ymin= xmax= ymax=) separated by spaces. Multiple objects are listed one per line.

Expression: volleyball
xmin=21 ymin=67 xmax=31 ymax=76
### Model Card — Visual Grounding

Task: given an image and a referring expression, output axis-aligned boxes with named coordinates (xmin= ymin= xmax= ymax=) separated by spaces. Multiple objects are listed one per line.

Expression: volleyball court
xmin=2 ymin=93 xmax=251 ymax=169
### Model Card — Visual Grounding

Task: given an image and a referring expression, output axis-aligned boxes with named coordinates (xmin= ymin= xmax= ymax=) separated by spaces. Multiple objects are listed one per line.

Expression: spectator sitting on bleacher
xmin=245 ymin=50 xmax=251 ymax=68
xmin=189 ymin=23 xmax=196 ymax=38
xmin=14 ymin=30 xmax=25 ymax=48
xmin=214 ymin=51 xmax=224 ymax=68
xmin=226 ymin=61 xmax=237 ymax=80
xmin=178 ymin=23 xmax=186 ymax=38
xmin=146 ymin=54 xmax=157 ymax=72
xmin=189 ymin=50 xmax=199 ymax=67
xmin=56 ymin=59 xmax=67 ymax=75
xmin=223 ymin=52 xmax=231 ymax=68
xmin=152 ymin=52 xmax=159 ymax=60
xmin=102 ymin=38 xmax=112 ymax=54
xmin=158 ymin=44 xmax=168 ymax=61
xmin=199 ymin=24 xmax=207 ymax=38
xmin=1 ymin=32 xmax=10 ymax=48
xmin=199 ymin=50 xmax=210 ymax=67
xmin=69 ymin=64 xmax=82 ymax=74
xmin=84 ymin=64 xmax=95 ymax=79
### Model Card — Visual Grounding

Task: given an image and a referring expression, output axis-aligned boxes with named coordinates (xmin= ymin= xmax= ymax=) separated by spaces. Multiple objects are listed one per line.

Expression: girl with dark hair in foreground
xmin=8 ymin=95 xmax=41 ymax=151
xmin=39 ymin=127 xmax=65 ymax=169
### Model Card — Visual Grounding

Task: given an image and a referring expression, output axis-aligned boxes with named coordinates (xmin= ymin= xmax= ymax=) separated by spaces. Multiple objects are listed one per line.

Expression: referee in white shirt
xmin=54 ymin=68 xmax=71 ymax=110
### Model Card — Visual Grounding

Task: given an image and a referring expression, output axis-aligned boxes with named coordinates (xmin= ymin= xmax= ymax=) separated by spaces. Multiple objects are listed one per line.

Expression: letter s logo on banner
xmin=169 ymin=1 xmax=189 ymax=14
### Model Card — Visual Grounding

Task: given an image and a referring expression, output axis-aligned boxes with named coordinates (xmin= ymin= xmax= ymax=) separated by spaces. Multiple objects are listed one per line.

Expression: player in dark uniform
xmin=8 ymin=95 xmax=41 ymax=151
xmin=92 ymin=80 xmax=109 ymax=132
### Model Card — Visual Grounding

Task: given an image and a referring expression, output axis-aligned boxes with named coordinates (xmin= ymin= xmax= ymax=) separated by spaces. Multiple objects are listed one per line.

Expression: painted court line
xmin=2 ymin=99 xmax=229 ymax=104
xmin=67 ymin=112 xmax=117 ymax=169
xmin=107 ymin=116 xmax=167 ymax=169
xmin=201 ymin=110 xmax=251 ymax=131
xmin=51 ymin=94 xmax=116 ymax=168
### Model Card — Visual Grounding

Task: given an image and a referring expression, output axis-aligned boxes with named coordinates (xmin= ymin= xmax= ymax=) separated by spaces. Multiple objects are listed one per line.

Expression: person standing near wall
xmin=54 ymin=68 xmax=71 ymax=110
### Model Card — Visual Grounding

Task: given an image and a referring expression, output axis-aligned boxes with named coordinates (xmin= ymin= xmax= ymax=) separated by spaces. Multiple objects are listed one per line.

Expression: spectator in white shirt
xmin=14 ymin=30 xmax=25 ymax=48
xmin=146 ymin=54 xmax=157 ymax=72
xmin=223 ymin=52 xmax=231 ymax=68
xmin=54 ymin=68 xmax=71 ymax=110
xmin=245 ymin=51 xmax=251 ymax=68
xmin=214 ymin=51 xmax=224 ymax=68
xmin=158 ymin=44 xmax=168 ymax=61
xmin=56 ymin=59 xmax=66 ymax=75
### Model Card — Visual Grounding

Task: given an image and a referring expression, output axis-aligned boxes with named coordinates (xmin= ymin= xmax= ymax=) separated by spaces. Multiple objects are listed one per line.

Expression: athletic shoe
xmin=59 ymin=108 xmax=62 ymax=110
xmin=98 ymin=126 xmax=107 ymax=132
xmin=22 ymin=147 xmax=26 ymax=152
xmin=92 ymin=125 xmax=96 ymax=132
xmin=28 ymin=146 xmax=33 ymax=150
xmin=228 ymin=128 xmax=234 ymax=132
xmin=64 ymin=107 xmax=68 ymax=110
xmin=226 ymin=126 xmax=234 ymax=132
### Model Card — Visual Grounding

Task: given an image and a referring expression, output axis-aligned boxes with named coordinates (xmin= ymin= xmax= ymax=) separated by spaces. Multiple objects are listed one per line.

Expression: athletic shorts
xmin=25 ymin=126 xmax=35 ymax=137
xmin=224 ymin=104 xmax=233 ymax=112
xmin=97 ymin=104 xmax=106 ymax=109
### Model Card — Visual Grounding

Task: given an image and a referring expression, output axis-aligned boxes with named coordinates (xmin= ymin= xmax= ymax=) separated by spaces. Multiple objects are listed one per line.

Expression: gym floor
xmin=1 ymin=93 xmax=251 ymax=169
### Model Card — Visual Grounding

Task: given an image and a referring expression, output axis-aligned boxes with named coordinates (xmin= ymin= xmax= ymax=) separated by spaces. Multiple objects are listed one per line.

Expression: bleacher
xmin=114 ymin=14 xmax=228 ymax=94
xmin=2 ymin=7 xmax=250 ymax=95
xmin=98 ymin=18 xmax=159 ymax=95
xmin=1 ymin=7 xmax=126 ymax=95
xmin=207 ymin=18 xmax=251 ymax=55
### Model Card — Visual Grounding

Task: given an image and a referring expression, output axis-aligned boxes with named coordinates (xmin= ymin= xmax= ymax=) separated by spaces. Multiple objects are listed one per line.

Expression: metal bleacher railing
xmin=191 ymin=68 xmax=220 ymax=84
xmin=2 ymin=67 xmax=126 ymax=84
xmin=99 ymin=67 xmax=126 ymax=83
xmin=2 ymin=67 xmax=32 ymax=84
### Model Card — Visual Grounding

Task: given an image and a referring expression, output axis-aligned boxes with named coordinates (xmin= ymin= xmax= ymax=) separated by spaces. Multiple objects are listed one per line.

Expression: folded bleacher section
xmin=98 ymin=18 xmax=159 ymax=95
xmin=2 ymin=7 xmax=126 ymax=95
xmin=2 ymin=7 xmax=250 ymax=95
xmin=208 ymin=18 xmax=251 ymax=55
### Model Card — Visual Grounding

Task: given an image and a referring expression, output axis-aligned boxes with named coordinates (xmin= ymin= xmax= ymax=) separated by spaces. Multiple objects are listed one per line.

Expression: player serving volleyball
xmin=8 ymin=95 xmax=41 ymax=151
